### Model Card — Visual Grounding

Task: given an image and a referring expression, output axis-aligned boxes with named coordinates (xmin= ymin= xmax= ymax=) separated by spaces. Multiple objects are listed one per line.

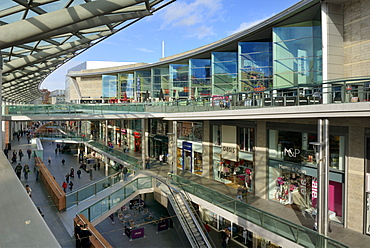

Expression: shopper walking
xmin=48 ymin=156 xmax=52 ymax=164
xmin=145 ymin=157 xmax=150 ymax=169
xmin=122 ymin=165 xmax=128 ymax=181
xmin=27 ymin=148 xmax=32 ymax=159
xmin=77 ymin=224 xmax=92 ymax=248
xmin=65 ymin=173 xmax=70 ymax=183
xmin=3 ymin=147 xmax=8 ymax=158
xmin=61 ymin=158 xmax=65 ymax=165
xmin=14 ymin=163 xmax=22 ymax=179
xmin=77 ymin=169 xmax=82 ymax=179
xmin=236 ymin=185 xmax=246 ymax=202
xmin=62 ymin=181 xmax=67 ymax=193
xmin=23 ymin=164 xmax=30 ymax=180
xmin=25 ymin=185 xmax=32 ymax=197
xmin=69 ymin=181 xmax=74 ymax=192
xmin=70 ymin=168 xmax=75 ymax=178
xmin=159 ymin=154 xmax=164 ymax=164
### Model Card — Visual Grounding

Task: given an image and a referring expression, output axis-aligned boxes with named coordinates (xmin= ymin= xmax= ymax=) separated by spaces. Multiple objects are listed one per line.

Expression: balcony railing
xmin=4 ymin=76 xmax=370 ymax=116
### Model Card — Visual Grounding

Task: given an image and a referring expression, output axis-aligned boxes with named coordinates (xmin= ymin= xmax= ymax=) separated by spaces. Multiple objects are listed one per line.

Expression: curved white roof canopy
xmin=0 ymin=0 xmax=175 ymax=103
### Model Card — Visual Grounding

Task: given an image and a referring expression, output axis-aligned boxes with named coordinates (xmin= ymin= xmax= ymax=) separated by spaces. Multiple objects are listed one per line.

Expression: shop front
xmin=149 ymin=135 xmax=168 ymax=159
xmin=268 ymin=126 xmax=346 ymax=223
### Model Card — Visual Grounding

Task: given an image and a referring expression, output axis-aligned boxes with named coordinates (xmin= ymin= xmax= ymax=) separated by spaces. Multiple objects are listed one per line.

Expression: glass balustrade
xmin=169 ymin=174 xmax=348 ymax=248
xmin=78 ymin=177 xmax=152 ymax=222
xmin=5 ymin=77 xmax=370 ymax=116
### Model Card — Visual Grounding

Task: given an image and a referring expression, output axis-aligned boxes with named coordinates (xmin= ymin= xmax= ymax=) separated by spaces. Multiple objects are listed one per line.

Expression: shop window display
xmin=269 ymin=129 xmax=345 ymax=170
xmin=219 ymin=159 xmax=253 ymax=191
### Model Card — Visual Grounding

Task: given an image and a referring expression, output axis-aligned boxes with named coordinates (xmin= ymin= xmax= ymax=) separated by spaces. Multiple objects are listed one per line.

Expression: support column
xmin=202 ymin=121 xmax=212 ymax=179
xmin=254 ymin=120 xmax=267 ymax=199
xmin=141 ymin=118 xmax=148 ymax=169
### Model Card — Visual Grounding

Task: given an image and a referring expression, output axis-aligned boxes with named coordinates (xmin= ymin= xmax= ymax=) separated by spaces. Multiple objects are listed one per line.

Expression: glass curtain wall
xmin=118 ymin=73 xmax=134 ymax=100
xmin=170 ymin=64 xmax=189 ymax=100
xmin=273 ymin=21 xmax=322 ymax=89
xmin=239 ymin=42 xmax=272 ymax=94
xmin=212 ymin=52 xmax=238 ymax=96
xmin=152 ymin=67 xmax=169 ymax=100
xmin=134 ymin=70 xmax=151 ymax=102
xmin=102 ymin=75 xmax=118 ymax=99
xmin=189 ymin=59 xmax=211 ymax=98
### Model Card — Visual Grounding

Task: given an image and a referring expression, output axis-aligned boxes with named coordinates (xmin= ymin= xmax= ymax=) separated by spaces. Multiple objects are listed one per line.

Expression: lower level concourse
xmin=77 ymin=116 xmax=369 ymax=236
xmin=6 ymin=115 xmax=370 ymax=248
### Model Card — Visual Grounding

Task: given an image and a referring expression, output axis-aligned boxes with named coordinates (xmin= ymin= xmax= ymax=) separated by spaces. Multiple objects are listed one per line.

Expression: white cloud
xmin=229 ymin=15 xmax=275 ymax=35
xmin=159 ymin=0 xmax=222 ymax=39
xmin=187 ymin=25 xmax=215 ymax=39
xmin=136 ymin=47 xmax=154 ymax=53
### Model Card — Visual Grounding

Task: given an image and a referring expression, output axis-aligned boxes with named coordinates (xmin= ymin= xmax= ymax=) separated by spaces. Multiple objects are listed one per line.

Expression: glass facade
xmin=212 ymin=52 xmax=238 ymax=96
xmin=118 ymin=73 xmax=134 ymax=99
xmin=273 ymin=21 xmax=322 ymax=89
xmin=152 ymin=67 xmax=169 ymax=99
xmin=134 ymin=70 xmax=151 ymax=101
xmin=239 ymin=42 xmax=272 ymax=93
xmin=170 ymin=64 xmax=189 ymax=99
xmin=102 ymin=75 xmax=117 ymax=98
xmin=189 ymin=59 xmax=211 ymax=97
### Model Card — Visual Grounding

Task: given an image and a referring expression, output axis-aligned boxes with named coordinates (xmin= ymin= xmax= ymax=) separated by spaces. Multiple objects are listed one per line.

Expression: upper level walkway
xmin=4 ymin=76 xmax=370 ymax=121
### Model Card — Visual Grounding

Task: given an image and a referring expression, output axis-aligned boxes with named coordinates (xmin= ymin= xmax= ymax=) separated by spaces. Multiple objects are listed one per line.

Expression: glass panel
xmin=90 ymin=198 xmax=110 ymax=222
xmin=66 ymin=192 xmax=77 ymax=209
xmin=78 ymin=184 xmax=95 ymax=202
xmin=110 ymin=188 xmax=126 ymax=207
xmin=212 ymin=52 xmax=238 ymax=96
xmin=273 ymin=21 xmax=322 ymax=89
xmin=96 ymin=177 xmax=111 ymax=192
xmin=137 ymin=176 xmax=152 ymax=189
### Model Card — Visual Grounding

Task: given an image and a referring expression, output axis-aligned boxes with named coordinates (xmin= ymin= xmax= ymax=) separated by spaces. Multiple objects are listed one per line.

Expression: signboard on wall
xmin=221 ymin=125 xmax=238 ymax=162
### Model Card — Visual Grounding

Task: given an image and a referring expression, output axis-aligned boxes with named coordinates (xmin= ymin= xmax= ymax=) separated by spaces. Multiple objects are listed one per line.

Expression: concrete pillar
xmin=202 ymin=121 xmax=212 ymax=179
xmin=347 ymin=125 xmax=364 ymax=232
xmin=254 ymin=120 xmax=268 ymax=199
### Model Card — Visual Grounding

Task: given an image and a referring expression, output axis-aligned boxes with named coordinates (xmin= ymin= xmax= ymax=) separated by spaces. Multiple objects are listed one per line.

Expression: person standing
xmin=18 ymin=149 xmax=24 ymax=161
xmin=14 ymin=163 xmax=22 ymax=179
xmin=70 ymin=168 xmax=75 ymax=178
xmin=74 ymin=220 xmax=83 ymax=248
xmin=65 ymin=173 xmax=70 ymax=183
xmin=122 ymin=165 xmax=128 ymax=181
xmin=62 ymin=181 xmax=67 ymax=193
xmin=25 ymin=185 xmax=32 ymax=197
xmin=77 ymin=224 xmax=92 ymax=248
xmin=27 ymin=148 xmax=32 ymax=159
xmin=89 ymin=168 xmax=93 ymax=180
xmin=69 ymin=181 xmax=74 ymax=192
xmin=3 ymin=147 xmax=8 ymax=158
xmin=97 ymin=161 xmax=101 ymax=170
xmin=23 ymin=164 xmax=30 ymax=180
xmin=77 ymin=169 xmax=82 ymax=179
xmin=35 ymin=166 xmax=40 ymax=181
xmin=145 ymin=157 xmax=150 ymax=169
xmin=236 ymin=185 xmax=246 ymax=202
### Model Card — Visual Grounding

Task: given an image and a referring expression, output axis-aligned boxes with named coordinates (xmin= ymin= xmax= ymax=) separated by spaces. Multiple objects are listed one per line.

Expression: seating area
xmin=112 ymin=197 xmax=169 ymax=241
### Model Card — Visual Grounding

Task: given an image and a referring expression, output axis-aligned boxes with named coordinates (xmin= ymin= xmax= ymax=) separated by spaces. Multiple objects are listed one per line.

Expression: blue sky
xmin=41 ymin=0 xmax=300 ymax=91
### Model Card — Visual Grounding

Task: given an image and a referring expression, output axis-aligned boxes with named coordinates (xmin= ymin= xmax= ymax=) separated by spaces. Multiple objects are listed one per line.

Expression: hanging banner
xmin=221 ymin=125 xmax=238 ymax=162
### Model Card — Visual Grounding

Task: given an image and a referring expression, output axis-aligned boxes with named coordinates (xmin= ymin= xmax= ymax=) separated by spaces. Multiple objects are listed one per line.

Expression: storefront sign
xmin=284 ymin=148 xmax=300 ymax=158
xmin=157 ymin=219 xmax=169 ymax=232
xmin=131 ymin=228 xmax=144 ymax=239
xmin=312 ymin=177 xmax=317 ymax=208
xmin=278 ymin=164 xmax=307 ymax=174
xmin=183 ymin=141 xmax=192 ymax=152
xmin=222 ymin=125 xmax=238 ymax=162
